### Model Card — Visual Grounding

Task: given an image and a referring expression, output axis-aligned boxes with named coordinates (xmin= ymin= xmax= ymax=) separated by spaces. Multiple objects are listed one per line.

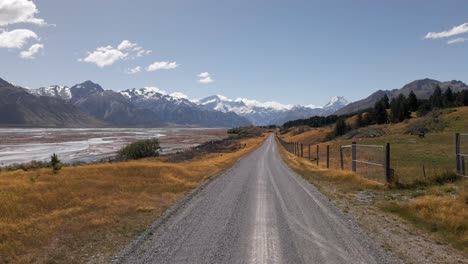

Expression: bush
xmin=118 ymin=138 xmax=160 ymax=160
xmin=50 ymin=153 xmax=62 ymax=174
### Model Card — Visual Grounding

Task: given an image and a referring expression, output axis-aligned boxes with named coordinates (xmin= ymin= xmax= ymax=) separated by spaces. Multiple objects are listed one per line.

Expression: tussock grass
xmin=0 ymin=135 xmax=266 ymax=263
xmin=384 ymin=181 xmax=468 ymax=252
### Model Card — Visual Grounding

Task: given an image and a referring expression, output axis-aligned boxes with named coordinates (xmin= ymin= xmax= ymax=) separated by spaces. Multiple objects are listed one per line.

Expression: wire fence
xmin=277 ymin=135 xmax=391 ymax=184
xmin=456 ymin=133 xmax=468 ymax=176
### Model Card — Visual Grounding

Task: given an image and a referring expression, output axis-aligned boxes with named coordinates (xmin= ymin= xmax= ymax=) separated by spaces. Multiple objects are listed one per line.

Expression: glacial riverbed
xmin=0 ymin=128 xmax=227 ymax=166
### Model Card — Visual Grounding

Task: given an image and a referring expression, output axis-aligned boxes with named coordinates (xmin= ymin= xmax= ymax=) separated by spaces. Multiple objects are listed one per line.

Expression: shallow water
xmin=0 ymin=128 xmax=224 ymax=166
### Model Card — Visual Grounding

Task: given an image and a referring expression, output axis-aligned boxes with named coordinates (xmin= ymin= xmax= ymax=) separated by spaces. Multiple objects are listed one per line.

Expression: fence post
xmin=462 ymin=156 xmax=466 ymax=175
xmin=301 ymin=144 xmax=304 ymax=158
xmin=308 ymin=144 xmax=311 ymax=160
xmin=351 ymin=142 xmax=357 ymax=172
xmin=316 ymin=145 xmax=320 ymax=166
xmin=340 ymin=146 xmax=344 ymax=170
xmin=326 ymin=145 xmax=330 ymax=169
xmin=384 ymin=143 xmax=391 ymax=183
xmin=456 ymin=133 xmax=461 ymax=174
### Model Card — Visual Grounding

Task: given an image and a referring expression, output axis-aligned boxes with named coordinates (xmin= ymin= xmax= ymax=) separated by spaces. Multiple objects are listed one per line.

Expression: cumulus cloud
xmin=197 ymin=72 xmax=214 ymax=84
xmin=0 ymin=29 xmax=38 ymax=48
xmin=146 ymin=61 xmax=179 ymax=72
xmin=447 ymin=37 xmax=467 ymax=45
xmin=80 ymin=40 xmax=151 ymax=67
xmin=0 ymin=0 xmax=46 ymax=26
xmin=425 ymin=22 xmax=468 ymax=39
xmin=19 ymin=43 xmax=43 ymax=59
xmin=126 ymin=66 xmax=142 ymax=74
xmin=80 ymin=45 xmax=127 ymax=67
xmin=198 ymin=72 xmax=210 ymax=78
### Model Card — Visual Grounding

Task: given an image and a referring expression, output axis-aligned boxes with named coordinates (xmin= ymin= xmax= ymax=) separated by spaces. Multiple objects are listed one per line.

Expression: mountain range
xmin=1 ymin=77 xmax=347 ymax=127
xmin=334 ymin=79 xmax=468 ymax=115
xmin=197 ymin=95 xmax=348 ymax=126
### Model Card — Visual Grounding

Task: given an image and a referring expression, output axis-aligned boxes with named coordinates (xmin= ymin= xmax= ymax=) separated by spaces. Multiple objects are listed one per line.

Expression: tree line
xmin=283 ymin=86 xmax=468 ymax=138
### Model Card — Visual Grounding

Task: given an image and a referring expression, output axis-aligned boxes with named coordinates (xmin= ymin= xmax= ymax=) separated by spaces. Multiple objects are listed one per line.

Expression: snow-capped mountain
xmin=120 ymin=87 xmax=251 ymax=127
xmin=29 ymin=85 xmax=72 ymax=100
xmin=27 ymin=81 xmax=347 ymax=127
xmin=197 ymin=95 xmax=349 ymax=126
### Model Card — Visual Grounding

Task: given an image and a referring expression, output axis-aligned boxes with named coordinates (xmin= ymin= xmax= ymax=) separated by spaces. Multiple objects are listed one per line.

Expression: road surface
xmin=116 ymin=134 xmax=399 ymax=264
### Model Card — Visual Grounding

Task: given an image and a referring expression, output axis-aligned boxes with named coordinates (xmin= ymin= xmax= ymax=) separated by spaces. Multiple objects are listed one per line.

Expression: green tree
xmin=390 ymin=94 xmax=411 ymax=123
xmin=444 ymin=87 xmax=454 ymax=107
xmin=381 ymin=94 xmax=390 ymax=109
xmin=118 ymin=138 xmax=161 ymax=160
xmin=407 ymin=90 xmax=418 ymax=112
xmin=355 ymin=112 xmax=363 ymax=128
xmin=50 ymin=153 xmax=62 ymax=174
xmin=372 ymin=100 xmax=388 ymax=124
xmin=430 ymin=85 xmax=444 ymax=108
xmin=334 ymin=118 xmax=348 ymax=136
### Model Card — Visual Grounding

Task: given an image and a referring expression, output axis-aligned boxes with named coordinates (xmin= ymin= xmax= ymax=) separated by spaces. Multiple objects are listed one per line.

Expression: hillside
xmin=0 ymin=79 xmax=107 ymax=128
xmin=335 ymin=79 xmax=468 ymax=115
xmin=278 ymin=106 xmax=468 ymax=258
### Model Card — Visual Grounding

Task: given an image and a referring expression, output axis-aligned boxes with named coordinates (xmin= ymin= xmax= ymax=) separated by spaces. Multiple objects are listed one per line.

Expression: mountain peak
xmin=323 ymin=96 xmax=349 ymax=109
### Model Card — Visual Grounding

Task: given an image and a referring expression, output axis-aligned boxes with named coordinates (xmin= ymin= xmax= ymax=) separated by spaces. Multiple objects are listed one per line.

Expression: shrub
xmin=50 ymin=153 xmax=62 ymax=174
xmin=118 ymin=138 xmax=160 ymax=160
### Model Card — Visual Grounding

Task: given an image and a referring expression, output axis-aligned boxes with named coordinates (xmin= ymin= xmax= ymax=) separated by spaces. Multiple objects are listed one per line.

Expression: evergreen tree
xmin=50 ymin=153 xmax=61 ymax=174
xmin=444 ymin=87 xmax=454 ymax=107
xmin=373 ymin=100 xmax=388 ymax=124
xmin=355 ymin=112 xmax=363 ymax=128
xmin=430 ymin=85 xmax=444 ymax=108
xmin=334 ymin=118 xmax=348 ymax=136
xmin=455 ymin=90 xmax=468 ymax=106
xmin=407 ymin=90 xmax=418 ymax=112
xmin=390 ymin=94 xmax=410 ymax=122
xmin=382 ymin=94 xmax=390 ymax=109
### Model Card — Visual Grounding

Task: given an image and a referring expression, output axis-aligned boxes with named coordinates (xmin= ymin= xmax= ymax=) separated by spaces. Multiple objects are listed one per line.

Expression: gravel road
xmin=116 ymin=134 xmax=401 ymax=264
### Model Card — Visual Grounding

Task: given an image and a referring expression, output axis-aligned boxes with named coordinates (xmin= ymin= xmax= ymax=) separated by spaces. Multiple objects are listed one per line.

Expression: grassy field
xmin=278 ymin=107 xmax=468 ymax=255
xmin=0 ymin=135 xmax=267 ymax=263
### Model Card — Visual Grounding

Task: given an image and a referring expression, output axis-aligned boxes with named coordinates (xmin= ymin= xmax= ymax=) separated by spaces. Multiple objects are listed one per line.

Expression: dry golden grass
xmin=0 ymin=135 xmax=267 ymax=263
xmin=282 ymin=126 xmax=332 ymax=144
xmin=384 ymin=180 xmax=468 ymax=252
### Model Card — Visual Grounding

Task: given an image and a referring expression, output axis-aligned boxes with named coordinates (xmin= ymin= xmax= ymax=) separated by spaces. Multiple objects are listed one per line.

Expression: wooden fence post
xmin=384 ymin=143 xmax=391 ymax=183
xmin=456 ymin=133 xmax=461 ymax=174
xmin=462 ymin=156 xmax=466 ymax=176
xmin=351 ymin=142 xmax=357 ymax=172
xmin=301 ymin=144 xmax=304 ymax=158
xmin=340 ymin=146 xmax=344 ymax=170
xmin=308 ymin=144 xmax=311 ymax=160
xmin=316 ymin=145 xmax=319 ymax=166
xmin=326 ymin=145 xmax=330 ymax=169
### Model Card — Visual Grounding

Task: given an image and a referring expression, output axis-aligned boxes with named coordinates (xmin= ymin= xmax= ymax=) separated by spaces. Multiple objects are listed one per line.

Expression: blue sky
xmin=0 ymin=0 xmax=467 ymax=106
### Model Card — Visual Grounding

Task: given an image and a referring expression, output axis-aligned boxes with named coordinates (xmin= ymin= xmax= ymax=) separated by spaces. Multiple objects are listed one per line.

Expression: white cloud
xmin=198 ymin=76 xmax=214 ymax=84
xmin=0 ymin=29 xmax=38 ymax=48
xmin=198 ymin=72 xmax=210 ymax=78
xmin=197 ymin=72 xmax=214 ymax=84
xmin=447 ymin=37 xmax=466 ymax=45
xmin=80 ymin=40 xmax=151 ymax=67
xmin=0 ymin=0 xmax=46 ymax=26
xmin=117 ymin=40 xmax=137 ymax=50
xmin=80 ymin=45 xmax=127 ymax=67
xmin=19 ymin=43 xmax=43 ymax=59
xmin=146 ymin=61 xmax=179 ymax=72
xmin=126 ymin=66 xmax=142 ymax=74
xmin=425 ymin=22 xmax=468 ymax=39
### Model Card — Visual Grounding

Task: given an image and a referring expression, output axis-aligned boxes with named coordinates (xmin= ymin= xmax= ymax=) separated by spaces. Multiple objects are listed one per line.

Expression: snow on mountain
xmin=197 ymin=95 xmax=349 ymax=126
xmin=29 ymin=85 xmax=72 ymax=100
